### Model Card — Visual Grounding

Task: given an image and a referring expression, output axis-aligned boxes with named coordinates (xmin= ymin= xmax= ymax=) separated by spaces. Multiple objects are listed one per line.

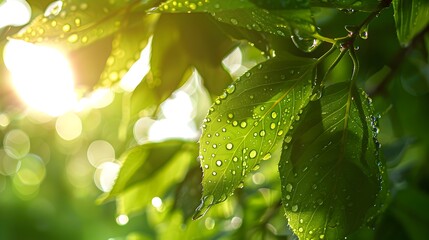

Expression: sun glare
xmin=3 ymin=40 xmax=78 ymax=116
xmin=0 ymin=0 xmax=31 ymax=29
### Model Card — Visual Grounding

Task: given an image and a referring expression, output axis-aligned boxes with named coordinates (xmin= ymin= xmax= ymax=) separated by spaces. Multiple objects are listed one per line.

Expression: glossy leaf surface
xmin=194 ymin=56 xmax=316 ymax=219
xmin=393 ymin=0 xmax=429 ymax=46
xmin=279 ymin=83 xmax=388 ymax=239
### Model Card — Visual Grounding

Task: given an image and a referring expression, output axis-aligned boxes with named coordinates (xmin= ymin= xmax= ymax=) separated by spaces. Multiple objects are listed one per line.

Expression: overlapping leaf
xmin=101 ymin=140 xmax=196 ymax=201
xmin=131 ymin=13 xmax=236 ymax=115
xmin=393 ymin=0 xmax=429 ymax=46
xmin=13 ymin=0 xmax=149 ymax=51
xmin=113 ymin=141 xmax=197 ymax=216
xmin=279 ymin=83 xmax=388 ymax=239
xmin=157 ymin=0 xmax=316 ymax=37
xmin=194 ymin=56 xmax=316 ymax=219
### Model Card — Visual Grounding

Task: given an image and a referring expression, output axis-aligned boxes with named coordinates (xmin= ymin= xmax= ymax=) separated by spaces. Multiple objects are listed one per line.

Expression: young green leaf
xmin=393 ymin=0 xmax=429 ymax=46
xmin=100 ymin=140 xmax=196 ymax=202
xmin=157 ymin=0 xmax=316 ymax=38
xmin=194 ymin=56 xmax=317 ymax=219
xmin=279 ymin=83 xmax=388 ymax=239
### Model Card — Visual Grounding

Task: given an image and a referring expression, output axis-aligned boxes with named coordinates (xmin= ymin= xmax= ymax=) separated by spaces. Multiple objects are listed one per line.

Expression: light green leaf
xmin=13 ymin=0 xmax=145 ymax=51
xmin=114 ymin=141 xmax=197 ymax=215
xmin=194 ymin=56 xmax=316 ymax=219
xmin=157 ymin=0 xmax=316 ymax=37
xmin=98 ymin=13 xmax=158 ymax=87
xmin=393 ymin=0 xmax=429 ymax=46
xmin=100 ymin=140 xmax=196 ymax=202
xmin=279 ymin=83 xmax=388 ymax=239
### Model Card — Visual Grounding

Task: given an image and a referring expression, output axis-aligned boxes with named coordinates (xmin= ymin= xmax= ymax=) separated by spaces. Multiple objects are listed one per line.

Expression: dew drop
xmin=193 ymin=195 xmax=214 ymax=220
xmin=298 ymin=227 xmax=304 ymax=232
xmin=189 ymin=3 xmax=197 ymax=10
xmin=249 ymin=150 xmax=257 ymax=159
xmin=212 ymin=171 xmax=217 ymax=176
xmin=232 ymin=157 xmax=238 ymax=162
xmin=286 ymin=183 xmax=293 ymax=192
xmin=259 ymin=130 xmax=266 ymax=137
xmin=291 ymin=205 xmax=299 ymax=212
xmin=62 ymin=24 xmax=71 ymax=32
xmin=204 ymin=164 xmax=209 ymax=169
xmin=262 ymin=153 xmax=271 ymax=160
xmin=67 ymin=34 xmax=78 ymax=43
xmin=284 ymin=135 xmax=292 ymax=143
xmin=271 ymin=111 xmax=278 ymax=119
xmin=319 ymin=235 xmax=325 ymax=239
xmin=290 ymin=29 xmax=321 ymax=53
xmin=216 ymin=160 xmax=222 ymax=167
xmin=240 ymin=121 xmax=247 ymax=128
xmin=228 ymin=113 xmax=234 ymax=119
xmin=212 ymin=144 xmax=217 ymax=149
xmin=226 ymin=84 xmax=236 ymax=94
xmin=270 ymin=122 xmax=276 ymax=129
xmin=277 ymin=130 xmax=284 ymax=136
xmin=310 ymin=90 xmax=322 ymax=101
xmin=226 ymin=143 xmax=233 ymax=150
xmin=359 ymin=25 xmax=369 ymax=39
xmin=230 ymin=18 xmax=238 ymax=25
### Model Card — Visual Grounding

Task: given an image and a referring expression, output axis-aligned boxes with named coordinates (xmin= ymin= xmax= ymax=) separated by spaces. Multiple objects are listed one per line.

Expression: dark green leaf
xmin=157 ymin=0 xmax=316 ymax=38
xmin=310 ymin=0 xmax=379 ymax=12
xmin=131 ymin=13 xmax=236 ymax=115
xmin=279 ymin=83 xmax=388 ymax=239
xmin=194 ymin=56 xmax=316 ymax=219
xmin=101 ymin=140 xmax=195 ymax=201
xmin=393 ymin=0 xmax=429 ymax=46
xmin=173 ymin=166 xmax=203 ymax=221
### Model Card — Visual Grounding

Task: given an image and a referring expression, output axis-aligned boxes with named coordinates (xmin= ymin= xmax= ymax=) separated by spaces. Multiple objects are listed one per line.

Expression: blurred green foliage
xmin=0 ymin=0 xmax=429 ymax=239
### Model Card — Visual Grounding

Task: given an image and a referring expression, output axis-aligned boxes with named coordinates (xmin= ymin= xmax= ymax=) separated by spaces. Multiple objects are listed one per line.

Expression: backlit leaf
xmin=131 ymin=13 xmax=236 ymax=115
xmin=279 ymin=83 xmax=388 ymax=239
xmin=101 ymin=140 xmax=196 ymax=201
xmin=114 ymin=141 xmax=197 ymax=216
xmin=98 ymin=13 xmax=158 ymax=87
xmin=13 ymin=0 xmax=149 ymax=51
xmin=194 ymin=56 xmax=316 ymax=219
xmin=393 ymin=0 xmax=429 ymax=46
xmin=157 ymin=0 xmax=316 ymax=38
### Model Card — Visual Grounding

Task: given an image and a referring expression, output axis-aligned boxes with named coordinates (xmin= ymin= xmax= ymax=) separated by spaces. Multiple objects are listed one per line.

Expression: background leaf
xmin=157 ymin=0 xmax=316 ymax=38
xmin=101 ymin=140 xmax=196 ymax=201
xmin=393 ymin=0 xmax=429 ymax=46
xmin=194 ymin=56 xmax=316 ymax=219
xmin=279 ymin=83 xmax=388 ymax=239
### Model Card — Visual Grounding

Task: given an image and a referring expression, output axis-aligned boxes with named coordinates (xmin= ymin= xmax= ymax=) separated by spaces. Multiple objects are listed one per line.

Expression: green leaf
xmin=194 ymin=56 xmax=316 ymax=219
xmin=393 ymin=0 xmax=429 ymax=46
xmin=157 ymin=0 xmax=316 ymax=38
xmin=131 ymin=13 xmax=236 ymax=115
xmin=310 ymin=0 xmax=380 ymax=12
xmin=115 ymin=141 xmax=197 ymax=215
xmin=13 ymin=0 xmax=144 ymax=51
xmin=100 ymin=140 xmax=195 ymax=201
xmin=98 ymin=13 xmax=158 ymax=87
xmin=279 ymin=83 xmax=388 ymax=239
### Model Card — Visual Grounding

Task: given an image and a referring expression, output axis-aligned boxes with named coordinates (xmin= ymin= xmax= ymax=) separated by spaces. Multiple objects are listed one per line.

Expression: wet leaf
xmin=279 ymin=83 xmax=388 ymax=239
xmin=98 ymin=13 xmax=158 ymax=88
xmin=173 ymin=166 xmax=203 ymax=221
xmin=157 ymin=0 xmax=316 ymax=38
xmin=393 ymin=0 xmax=429 ymax=46
xmin=101 ymin=140 xmax=195 ymax=201
xmin=194 ymin=56 xmax=316 ymax=219
xmin=311 ymin=0 xmax=380 ymax=12
xmin=13 ymin=0 xmax=149 ymax=51
xmin=114 ymin=142 xmax=197 ymax=216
